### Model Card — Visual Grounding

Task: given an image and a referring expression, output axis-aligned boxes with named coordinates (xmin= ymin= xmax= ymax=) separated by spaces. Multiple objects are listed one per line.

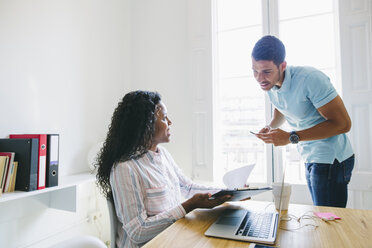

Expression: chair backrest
xmin=106 ymin=197 xmax=118 ymax=248
xmin=50 ymin=235 xmax=107 ymax=248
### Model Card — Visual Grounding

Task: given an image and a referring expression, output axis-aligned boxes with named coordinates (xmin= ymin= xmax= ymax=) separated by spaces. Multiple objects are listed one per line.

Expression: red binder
xmin=10 ymin=134 xmax=47 ymax=190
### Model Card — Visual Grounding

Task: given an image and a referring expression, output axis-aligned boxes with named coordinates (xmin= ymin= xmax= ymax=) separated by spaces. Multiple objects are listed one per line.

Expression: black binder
xmin=0 ymin=138 xmax=38 ymax=191
xmin=46 ymin=134 xmax=59 ymax=187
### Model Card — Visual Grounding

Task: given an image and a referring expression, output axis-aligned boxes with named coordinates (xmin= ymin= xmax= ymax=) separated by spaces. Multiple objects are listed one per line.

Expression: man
xmin=251 ymin=35 xmax=354 ymax=208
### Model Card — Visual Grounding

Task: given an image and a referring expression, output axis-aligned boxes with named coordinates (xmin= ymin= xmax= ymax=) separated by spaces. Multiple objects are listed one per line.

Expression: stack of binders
xmin=0 ymin=134 xmax=59 ymax=192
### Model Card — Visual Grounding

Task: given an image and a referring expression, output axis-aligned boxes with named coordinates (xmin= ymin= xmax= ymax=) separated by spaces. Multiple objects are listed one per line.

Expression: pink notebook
xmin=314 ymin=212 xmax=341 ymax=220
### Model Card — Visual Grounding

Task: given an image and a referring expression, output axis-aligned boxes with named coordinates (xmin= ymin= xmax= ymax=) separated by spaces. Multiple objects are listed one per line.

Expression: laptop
xmin=204 ymin=167 xmax=287 ymax=245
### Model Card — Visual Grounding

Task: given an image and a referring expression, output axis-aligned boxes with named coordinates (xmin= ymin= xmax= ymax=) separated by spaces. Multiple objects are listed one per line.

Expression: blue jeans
xmin=305 ymin=154 xmax=354 ymax=207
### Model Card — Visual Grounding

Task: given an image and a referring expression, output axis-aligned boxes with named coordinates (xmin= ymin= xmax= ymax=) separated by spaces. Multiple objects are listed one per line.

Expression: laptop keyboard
xmin=235 ymin=211 xmax=273 ymax=238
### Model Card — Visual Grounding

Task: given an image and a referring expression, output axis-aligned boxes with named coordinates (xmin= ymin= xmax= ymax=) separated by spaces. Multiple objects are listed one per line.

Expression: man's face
xmin=252 ymin=59 xmax=286 ymax=91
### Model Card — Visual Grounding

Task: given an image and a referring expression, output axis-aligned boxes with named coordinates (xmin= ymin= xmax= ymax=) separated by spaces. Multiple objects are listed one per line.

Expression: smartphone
xmin=249 ymin=243 xmax=275 ymax=248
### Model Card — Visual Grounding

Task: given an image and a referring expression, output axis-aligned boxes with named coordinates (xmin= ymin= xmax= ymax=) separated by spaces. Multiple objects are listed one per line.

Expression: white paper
xmin=223 ymin=164 xmax=255 ymax=189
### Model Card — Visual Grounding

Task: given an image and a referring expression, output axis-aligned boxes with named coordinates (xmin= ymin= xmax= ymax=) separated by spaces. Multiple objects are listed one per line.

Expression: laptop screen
xmin=276 ymin=162 xmax=287 ymax=215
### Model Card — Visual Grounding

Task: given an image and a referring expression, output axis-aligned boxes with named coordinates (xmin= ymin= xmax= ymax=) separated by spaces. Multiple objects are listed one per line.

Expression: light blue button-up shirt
xmin=267 ymin=66 xmax=353 ymax=163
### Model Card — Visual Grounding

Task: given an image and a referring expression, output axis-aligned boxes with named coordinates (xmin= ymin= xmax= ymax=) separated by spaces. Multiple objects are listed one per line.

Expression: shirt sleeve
xmin=304 ymin=70 xmax=338 ymax=109
xmin=160 ymin=147 xmax=220 ymax=199
xmin=110 ymin=161 xmax=186 ymax=245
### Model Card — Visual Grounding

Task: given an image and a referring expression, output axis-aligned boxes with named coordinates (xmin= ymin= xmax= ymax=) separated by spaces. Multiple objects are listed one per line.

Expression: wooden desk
xmin=143 ymin=201 xmax=372 ymax=248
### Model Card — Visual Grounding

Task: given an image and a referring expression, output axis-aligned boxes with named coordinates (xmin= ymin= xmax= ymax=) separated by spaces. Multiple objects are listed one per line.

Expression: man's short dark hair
xmin=252 ymin=35 xmax=286 ymax=66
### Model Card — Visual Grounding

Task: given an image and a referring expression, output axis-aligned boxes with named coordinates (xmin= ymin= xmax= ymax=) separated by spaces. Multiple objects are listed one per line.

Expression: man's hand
xmin=258 ymin=125 xmax=271 ymax=134
xmin=256 ymin=128 xmax=291 ymax=146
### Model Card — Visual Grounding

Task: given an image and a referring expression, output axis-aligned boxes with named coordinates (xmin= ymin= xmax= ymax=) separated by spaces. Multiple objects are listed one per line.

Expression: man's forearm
xmin=269 ymin=108 xmax=286 ymax=128
xmin=297 ymin=96 xmax=352 ymax=141
xmin=296 ymin=118 xmax=351 ymax=142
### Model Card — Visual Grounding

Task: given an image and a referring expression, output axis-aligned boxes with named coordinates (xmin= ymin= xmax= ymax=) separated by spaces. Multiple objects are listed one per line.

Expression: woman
xmin=96 ymin=90 xmax=230 ymax=248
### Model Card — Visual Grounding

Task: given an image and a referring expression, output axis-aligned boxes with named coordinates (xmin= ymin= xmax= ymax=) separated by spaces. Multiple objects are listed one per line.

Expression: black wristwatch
xmin=289 ymin=131 xmax=299 ymax=144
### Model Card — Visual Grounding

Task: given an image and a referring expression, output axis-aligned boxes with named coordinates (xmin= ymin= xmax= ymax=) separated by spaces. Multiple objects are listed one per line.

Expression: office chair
xmin=107 ymin=197 xmax=118 ymax=248
xmin=50 ymin=235 xmax=106 ymax=248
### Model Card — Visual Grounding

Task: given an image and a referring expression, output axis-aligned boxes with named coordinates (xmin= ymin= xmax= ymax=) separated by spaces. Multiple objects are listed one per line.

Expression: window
xmin=213 ymin=0 xmax=338 ymax=187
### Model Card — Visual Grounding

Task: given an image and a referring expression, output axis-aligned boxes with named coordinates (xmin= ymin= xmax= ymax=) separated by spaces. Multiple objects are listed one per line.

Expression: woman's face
xmin=151 ymin=101 xmax=172 ymax=151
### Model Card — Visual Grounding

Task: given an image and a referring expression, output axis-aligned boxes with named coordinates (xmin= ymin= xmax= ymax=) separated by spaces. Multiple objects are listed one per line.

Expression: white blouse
xmin=110 ymin=145 xmax=218 ymax=248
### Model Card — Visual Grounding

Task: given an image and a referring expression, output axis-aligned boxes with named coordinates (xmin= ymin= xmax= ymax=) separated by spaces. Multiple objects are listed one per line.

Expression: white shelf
xmin=0 ymin=172 xmax=96 ymax=212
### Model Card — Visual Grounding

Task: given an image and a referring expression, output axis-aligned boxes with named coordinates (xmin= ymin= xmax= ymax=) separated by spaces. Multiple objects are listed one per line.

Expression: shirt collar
xmin=271 ymin=66 xmax=292 ymax=93
xmin=146 ymin=147 xmax=162 ymax=162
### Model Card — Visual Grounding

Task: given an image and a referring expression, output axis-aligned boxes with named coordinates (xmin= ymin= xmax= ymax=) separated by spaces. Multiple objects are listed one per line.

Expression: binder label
xmin=39 ymin=155 xmax=46 ymax=188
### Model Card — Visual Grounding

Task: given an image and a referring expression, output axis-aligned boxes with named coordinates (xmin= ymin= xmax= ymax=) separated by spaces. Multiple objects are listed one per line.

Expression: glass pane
xmin=280 ymin=14 xmax=335 ymax=69
xmin=217 ymin=0 xmax=261 ymax=31
xmin=218 ymin=27 xmax=261 ymax=78
xmin=215 ymin=77 xmax=266 ymax=183
xmin=321 ymin=68 xmax=341 ymax=93
xmin=279 ymin=0 xmax=333 ymax=20
xmin=280 ymin=123 xmax=305 ymax=184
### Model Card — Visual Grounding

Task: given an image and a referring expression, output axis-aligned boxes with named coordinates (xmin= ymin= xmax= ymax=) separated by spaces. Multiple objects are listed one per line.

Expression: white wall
xmin=0 ymin=0 xmax=131 ymax=247
xmin=130 ymin=0 xmax=194 ymax=176
xmin=0 ymin=0 xmax=131 ymax=175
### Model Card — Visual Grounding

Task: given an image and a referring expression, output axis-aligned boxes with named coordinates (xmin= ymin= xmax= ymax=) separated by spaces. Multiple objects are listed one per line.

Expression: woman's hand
xmin=181 ymin=193 xmax=231 ymax=213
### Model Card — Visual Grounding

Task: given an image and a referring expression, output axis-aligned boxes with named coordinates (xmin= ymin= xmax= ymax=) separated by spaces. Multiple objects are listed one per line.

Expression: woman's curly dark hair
xmin=95 ymin=90 xmax=161 ymax=199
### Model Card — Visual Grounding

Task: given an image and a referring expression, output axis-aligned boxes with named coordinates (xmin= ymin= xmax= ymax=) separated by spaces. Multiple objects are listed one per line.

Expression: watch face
xmin=290 ymin=132 xmax=299 ymax=144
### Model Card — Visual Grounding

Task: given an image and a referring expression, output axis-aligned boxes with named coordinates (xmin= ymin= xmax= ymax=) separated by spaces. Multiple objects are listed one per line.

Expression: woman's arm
xmin=111 ymin=162 xmax=185 ymax=245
